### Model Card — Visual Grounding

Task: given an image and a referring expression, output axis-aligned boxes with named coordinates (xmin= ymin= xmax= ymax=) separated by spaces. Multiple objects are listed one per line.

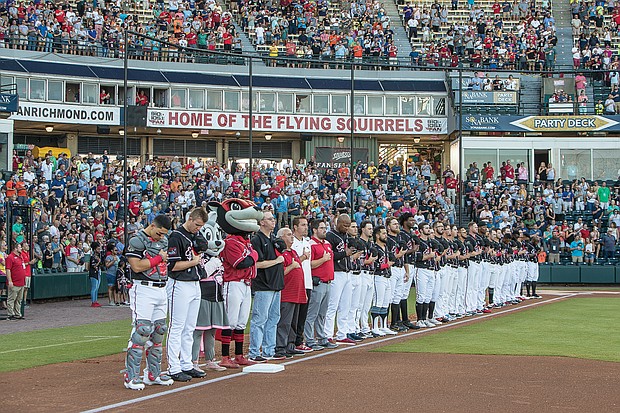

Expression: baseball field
xmin=0 ymin=290 xmax=618 ymax=412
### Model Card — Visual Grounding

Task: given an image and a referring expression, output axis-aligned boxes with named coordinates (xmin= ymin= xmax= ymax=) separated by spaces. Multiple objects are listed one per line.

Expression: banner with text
xmin=0 ymin=94 xmax=19 ymax=113
xmin=455 ymin=91 xmax=518 ymax=105
xmin=314 ymin=147 xmax=369 ymax=169
xmin=11 ymin=102 xmax=120 ymax=125
xmin=147 ymin=109 xmax=448 ymax=134
xmin=463 ymin=115 xmax=620 ymax=132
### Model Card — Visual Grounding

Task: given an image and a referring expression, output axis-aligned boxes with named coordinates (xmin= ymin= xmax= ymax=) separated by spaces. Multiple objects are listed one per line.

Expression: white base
xmin=242 ymin=364 xmax=285 ymax=374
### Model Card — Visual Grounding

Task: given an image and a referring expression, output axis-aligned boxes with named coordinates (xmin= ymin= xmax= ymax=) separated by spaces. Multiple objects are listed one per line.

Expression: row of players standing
xmin=120 ymin=207 xmax=543 ymax=390
xmin=294 ymin=213 xmax=543 ymax=352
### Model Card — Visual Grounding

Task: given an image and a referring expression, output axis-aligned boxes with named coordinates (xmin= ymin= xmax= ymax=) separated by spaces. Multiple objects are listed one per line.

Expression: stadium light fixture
xmin=414 ymin=137 xmax=421 ymax=144
xmin=337 ymin=136 xmax=345 ymax=143
xmin=191 ymin=131 xmax=200 ymax=138
xmin=119 ymin=129 xmax=125 ymax=136
xmin=265 ymin=134 xmax=272 ymax=141
xmin=45 ymin=125 xmax=54 ymax=133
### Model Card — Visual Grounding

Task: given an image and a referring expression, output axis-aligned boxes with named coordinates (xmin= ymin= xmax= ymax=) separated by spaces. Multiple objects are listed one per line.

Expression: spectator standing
xmin=6 ymin=243 xmax=28 ymax=320
xmin=104 ymin=243 xmax=120 ymax=306
xmin=570 ymin=233 xmax=584 ymax=264
xmin=274 ymin=227 xmax=308 ymax=358
xmin=249 ymin=210 xmax=285 ymax=362
xmin=598 ymin=181 xmax=611 ymax=210
xmin=88 ymin=241 xmax=103 ymax=307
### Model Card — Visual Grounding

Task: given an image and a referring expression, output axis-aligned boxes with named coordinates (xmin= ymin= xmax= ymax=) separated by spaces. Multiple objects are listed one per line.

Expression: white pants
xmin=129 ymin=283 xmax=168 ymax=323
xmin=435 ymin=266 xmax=456 ymax=318
xmin=324 ymin=271 xmax=352 ymax=340
xmin=371 ymin=275 xmax=391 ymax=310
xmin=223 ymin=281 xmax=252 ymax=330
xmin=415 ymin=268 xmax=436 ymax=304
xmin=526 ymin=261 xmax=539 ymax=282
xmin=479 ymin=261 xmax=492 ymax=309
xmin=399 ymin=266 xmax=414 ymax=301
xmin=390 ymin=266 xmax=405 ymax=304
xmin=347 ymin=273 xmax=363 ymax=334
xmin=454 ymin=266 xmax=468 ymax=314
xmin=358 ymin=272 xmax=375 ymax=333
xmin=166 ymin=279 xmax=201 ymax=375
xmin=466 ymin=261 xmax=481 ymax=312
xmin=494 ymin=264 xmax=506 ymax=304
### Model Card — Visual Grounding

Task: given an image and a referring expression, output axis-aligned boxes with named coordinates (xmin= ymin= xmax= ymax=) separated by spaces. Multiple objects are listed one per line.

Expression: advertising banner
xmin=463 ymin=115 xmax=620 ymax=132
xmin=147 ymin=109 xmax=448 ymax=134
xmin=455 ymin=91 xmax=518 ymax=105
xmin=11 ymin=102 xmax=120 ymax=125
xmin=314 ymin=147 xmax=369 ymax=168
xmin=0 ymin=94 xmax=19 ymax=113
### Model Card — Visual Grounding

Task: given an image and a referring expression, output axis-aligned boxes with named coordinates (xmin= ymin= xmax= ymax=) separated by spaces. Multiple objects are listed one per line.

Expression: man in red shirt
xmin=483 ymin=162 xmax=494 ymax=180
xmin=446 ymin=175 xmax=458 ymax=204
xmin=6 ymin=243 xmax=28 ymax=320
xmin=504 ymin=160 xmax=515 ymax=183
xmin=274 ymin=227 xmax=308 ymax=358
xmin=303 ymin=219 xmax=336 ymax=350
xmin=20 ymin=241 xmax=37 ymax=307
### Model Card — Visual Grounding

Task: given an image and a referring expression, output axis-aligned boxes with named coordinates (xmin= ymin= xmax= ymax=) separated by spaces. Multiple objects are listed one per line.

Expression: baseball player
xmin=124 ymin=215 xmax=173 ymax=390
xmin=464 ymin=222 xmax=484 ymax=315
xmin=427 ymin=223 xmax=446 ymax=325
xmin=525 ymin=235 xmax=542 ymax=298
xmin=386 ymin=217 xmax=408 ymax=332
xmin=453 ymin=227 xmax=470 ymax=317
xmin=166 ymin=207 xmax=210 ymax=382
xmin=414 ymin=222 xmax=439 ymax=328
xmin=346 ymin=221 xmax=365 ymax=341
xmin=369 ymin=225 xmax=395 ymax=336
xmin=398 ymin=213 xmax=420 ymax=330
xmin=324 ymin=214 xmax=362 ymax=345
xmin=356 ymin=220 xmax=377 ymax=337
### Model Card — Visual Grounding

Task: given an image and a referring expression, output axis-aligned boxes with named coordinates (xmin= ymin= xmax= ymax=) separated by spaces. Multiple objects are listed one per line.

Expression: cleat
xmin=415 ymin=320 xmax=427 ymax=328
xmin=336 ymin=337 xmax=357 ymax=345
xmin=182 ymin=368 xmax=206 ymax=378
xmin=310 ymin=344 xmax=325 ymax=351
xmin=371 ymin=328 xmax=386 ymax=336
xmin=423 ymin=320 xmax=435 ymax=328
xmin=124 ymin=378 xmax=145 ymax=390
xmin=143 ymin=371 xmax=174 ymax=386
xmin=170 ymin=372 xmax=192 ymax=382
xmin=380 ymin=327 xmax=398 ymax=335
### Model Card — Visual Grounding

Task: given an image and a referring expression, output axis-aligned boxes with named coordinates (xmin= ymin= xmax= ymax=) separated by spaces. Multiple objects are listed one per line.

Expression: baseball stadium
xmin=1 ymin=0 xmax=620 ymax=410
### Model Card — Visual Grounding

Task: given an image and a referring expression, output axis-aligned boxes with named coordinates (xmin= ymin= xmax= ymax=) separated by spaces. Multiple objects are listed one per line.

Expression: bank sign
xmin=455 ymin=91 xmax=518 ymax=105
xmin=11 ymin=102 xmax=120 ymax=125
xmin=147 ymin=109 xmax=448 ymax=134
xmin=463 ymin=115 xmax=620 ymax=132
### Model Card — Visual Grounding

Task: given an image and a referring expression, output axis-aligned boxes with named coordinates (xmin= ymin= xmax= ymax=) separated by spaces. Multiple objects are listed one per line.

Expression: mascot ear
xmin=207 ymin=201 xmax=221 ymax=213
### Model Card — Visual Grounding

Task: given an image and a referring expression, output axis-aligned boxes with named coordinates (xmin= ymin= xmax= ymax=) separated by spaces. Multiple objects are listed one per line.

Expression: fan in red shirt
xmin=274 ymin=228 xmax=308 ymax=356
xmin=6 ymin=243 xmax=29 ymax=319
xmin=483 ymin=163 xmax=494 ymax=180
xmin=504 ymin=160 xmax=515 ymax=182
xmin=128 ymin=196 xmax=142 ymax=217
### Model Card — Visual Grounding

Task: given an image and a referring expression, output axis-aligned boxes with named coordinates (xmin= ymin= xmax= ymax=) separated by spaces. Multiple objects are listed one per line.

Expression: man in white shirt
xmin=290 ymin=216 xmax=314 ymax=353
xmin=91 ymin=157 xmax=104 ymax=179
xmin=22 ymin=166 xmax=36 ymax=185
xmin=40 ymin=158 xmax=53 ymax=184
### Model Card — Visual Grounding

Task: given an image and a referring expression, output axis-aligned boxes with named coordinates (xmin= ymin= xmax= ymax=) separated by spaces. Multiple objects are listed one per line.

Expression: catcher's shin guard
xmin=126 ymin=320 xmax=153 ymax=381
xmin=145 ymin=319 xmax=167 ymax=378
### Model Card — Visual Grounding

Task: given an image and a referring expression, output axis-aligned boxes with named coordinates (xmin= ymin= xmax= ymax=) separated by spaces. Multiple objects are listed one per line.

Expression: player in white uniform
xmin=124 ymin=215 xmax=173 ymax=390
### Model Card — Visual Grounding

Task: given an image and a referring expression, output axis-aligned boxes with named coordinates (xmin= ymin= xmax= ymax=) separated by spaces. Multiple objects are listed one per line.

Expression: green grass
xmin=0 ymin=319 xmax=131 ymax=372
xmin=378 ymin=298 xmax=620 ymax=363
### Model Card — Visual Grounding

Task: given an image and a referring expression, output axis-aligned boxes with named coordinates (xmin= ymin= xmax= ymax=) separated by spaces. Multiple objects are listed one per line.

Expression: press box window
xmin=331 ymin=95 xmax=347 ymax=114
xmin=171 ymin=89 xmax=186 ymax=108
xmin=224 ymin=91 xmax=239 ymax=111
xmin=277 ymin=93 xmax=293 ymax=113
xmin=65 ymin=82 xmax=80 ymax=103
xmin=82 ymin=83 xmax=99 ymax=104
xmin=313 ymin=95 xmax=329 ymax=114
xmin=29 ymin=79 xmax=45 ymax=100
xmin=207 ymin=90 xmax=222 ymax=110
xmin=367 ymin=96 xmax=383 ymax=115
xmin=385 ymin=96 xmax=399 ymax=115
xmin=189 ymin=90 xmax=204 ymax=109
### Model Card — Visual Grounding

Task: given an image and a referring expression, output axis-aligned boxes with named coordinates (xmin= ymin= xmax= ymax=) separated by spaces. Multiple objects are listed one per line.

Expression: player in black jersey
xmin=397 ymin=213 xmax=420 ymax=330
xmin=369 ymin=225 xmax=396 ymax=336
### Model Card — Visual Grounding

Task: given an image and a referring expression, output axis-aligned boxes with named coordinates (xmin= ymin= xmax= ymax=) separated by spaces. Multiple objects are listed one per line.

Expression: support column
xmin=218 ymin=139 xmax=227 ymax=165
xmin=66 ymin=133 xmax=78 ymax=158
xmin=0 ymin=119 xmax=14 ymax=171
xmin=291 ymin=139 xmax=300 ymax=163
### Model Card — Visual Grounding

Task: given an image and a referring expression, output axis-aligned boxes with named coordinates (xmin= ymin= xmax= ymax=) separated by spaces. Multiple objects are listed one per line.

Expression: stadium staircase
xmin=551 ymin=0 xmax=576 ymax=70
xmin=518 ymin=75 xmax=543 ymax=115
xmin=384 ymin=0 xmax=414 ymax=59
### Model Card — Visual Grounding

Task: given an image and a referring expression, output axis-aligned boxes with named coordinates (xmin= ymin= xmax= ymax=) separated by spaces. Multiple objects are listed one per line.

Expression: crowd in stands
xmin=464 ymin=160 xmax=620 ymax=263
xmin=1 ymin=148 xmax=619 ymax=298
xmin=0 ymin=0 xmax=243 ymax=61
xmin=237 ymin=0 xmax=402 ymax=65
xmin=403 ymin=0 xmax=558 ymax=69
